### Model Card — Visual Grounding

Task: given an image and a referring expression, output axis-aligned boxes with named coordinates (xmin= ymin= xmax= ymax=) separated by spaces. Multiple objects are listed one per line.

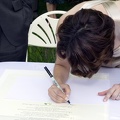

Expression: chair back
xmin=28 ymin=10 xmax=66 ymax=48
xmin=27 ymin=10 xmax=66 ymax=61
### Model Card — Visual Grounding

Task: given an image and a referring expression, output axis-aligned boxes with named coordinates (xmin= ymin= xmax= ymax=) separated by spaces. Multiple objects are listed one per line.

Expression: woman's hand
xmin=98 ymin=84 xmax=120 ymax=101
xmin=48 ymin=84 xmax=71 ymax=103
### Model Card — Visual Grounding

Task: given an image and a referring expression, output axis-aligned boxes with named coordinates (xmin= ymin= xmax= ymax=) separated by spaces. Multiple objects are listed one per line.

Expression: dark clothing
xmin=32 ymin=0 xmax=39 ymax=19
xmin=0 ymin=0 xmax=34 ymax=61
xmin=45 ymin=0 xmax=64 ymax=4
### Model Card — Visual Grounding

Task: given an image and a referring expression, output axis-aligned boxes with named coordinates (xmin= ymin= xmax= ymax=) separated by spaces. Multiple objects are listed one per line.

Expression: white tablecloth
xmin=0 ymin=62 xmax=120 ymax=120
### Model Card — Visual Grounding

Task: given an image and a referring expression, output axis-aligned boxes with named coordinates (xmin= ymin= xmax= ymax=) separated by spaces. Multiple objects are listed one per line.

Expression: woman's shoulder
xmin=116 ymin=1 xmax=120 ymax=8
xmin=57 ymin=2 xmax=86 ymax=27
xmin=58 ymin=1 xmax=120 ymax=26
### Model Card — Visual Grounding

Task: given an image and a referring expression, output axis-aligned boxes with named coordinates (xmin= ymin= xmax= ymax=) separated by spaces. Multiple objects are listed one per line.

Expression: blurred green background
xmin=28 ymin=0 xmax=81 ymax=62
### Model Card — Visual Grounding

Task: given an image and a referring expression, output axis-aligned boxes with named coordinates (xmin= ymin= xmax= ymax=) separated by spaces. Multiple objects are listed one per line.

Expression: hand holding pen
xmin=44 ymin=66 xmax=71 ymax=104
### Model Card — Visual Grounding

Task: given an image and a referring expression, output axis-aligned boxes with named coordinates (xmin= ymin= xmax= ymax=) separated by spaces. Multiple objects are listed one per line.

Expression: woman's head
xmin=57 ymin=9 xmax=115 ymax=78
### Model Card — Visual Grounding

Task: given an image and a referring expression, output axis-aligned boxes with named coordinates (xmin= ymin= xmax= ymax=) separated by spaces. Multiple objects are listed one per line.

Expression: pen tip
xmin=67 ymin=100 xmax=71 ymax=104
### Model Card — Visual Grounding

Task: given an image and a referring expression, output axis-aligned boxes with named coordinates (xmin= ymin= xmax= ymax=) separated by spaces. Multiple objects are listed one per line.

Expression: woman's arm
xmin=48 ymin=56 xmax=71 ymax=103
xmin=53 ymin=56 xmax=70 ymax=84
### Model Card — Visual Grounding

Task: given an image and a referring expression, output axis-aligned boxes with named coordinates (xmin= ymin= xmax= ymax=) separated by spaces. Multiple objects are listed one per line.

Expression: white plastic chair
xmin=26 ymin=10 xmax=66 ymax=61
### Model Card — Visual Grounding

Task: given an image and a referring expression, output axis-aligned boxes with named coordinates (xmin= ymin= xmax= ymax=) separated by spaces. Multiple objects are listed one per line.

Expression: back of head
xmin=57 ymin=9 xmax=115 ymax=78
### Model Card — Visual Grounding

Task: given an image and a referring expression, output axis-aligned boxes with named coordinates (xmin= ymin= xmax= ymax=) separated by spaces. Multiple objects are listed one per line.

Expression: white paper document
xmin=0 ymin=99 xmax=108 ymax=120
xmin=0 ymin=69 xmax=110 ymax=120
xmin=0 ymin=69 xmax=110 ymax=104
xmin=0 ymin=70 xmax=53 ymax=102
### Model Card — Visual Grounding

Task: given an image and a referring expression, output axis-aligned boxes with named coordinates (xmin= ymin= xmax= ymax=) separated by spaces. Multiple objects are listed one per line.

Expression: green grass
xmin=28 ymin=0 xmax=78 ymax=62
xmin=28 ymin=47 xmax=56 ymax=62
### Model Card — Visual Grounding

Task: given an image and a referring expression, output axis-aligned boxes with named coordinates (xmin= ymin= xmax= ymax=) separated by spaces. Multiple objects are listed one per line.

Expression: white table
xmin=0 ymin=62 xmax=120 ymax=120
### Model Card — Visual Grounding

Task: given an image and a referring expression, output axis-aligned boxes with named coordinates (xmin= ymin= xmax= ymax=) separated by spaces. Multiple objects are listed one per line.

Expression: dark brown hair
xmin=57 ymin=9 xmax=115 ymax=78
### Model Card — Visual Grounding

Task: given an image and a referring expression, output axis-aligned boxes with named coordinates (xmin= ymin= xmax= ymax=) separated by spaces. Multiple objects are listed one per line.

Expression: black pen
xmin=44 ymin=66 xmax=71 ymax=104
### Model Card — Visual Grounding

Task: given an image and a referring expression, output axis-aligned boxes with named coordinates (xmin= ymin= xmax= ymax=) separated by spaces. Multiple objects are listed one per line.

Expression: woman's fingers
xmin=48 ymin=84 xmax=71 ymax=103
xmin=98 ymin=89 xmax=113 ymax=102
xmin=115 ymin=94 xmax=120 ymax=100
xmin=111 ymin=88 xmax=120 ymax=100
xmin=98 ymin=89 xmax=109 ymax=96
xmin=98 ymin=84 xmax=120 ymax=101
xmin=49 ymin=91 xmax=66 ymax=103
xmin=61 ymin=84 xmax=71 ymax=97
xmin=103 ymin=87 xmax=116 ymax=102
xmin=48 ymin=85 xmax=65 ymax=103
